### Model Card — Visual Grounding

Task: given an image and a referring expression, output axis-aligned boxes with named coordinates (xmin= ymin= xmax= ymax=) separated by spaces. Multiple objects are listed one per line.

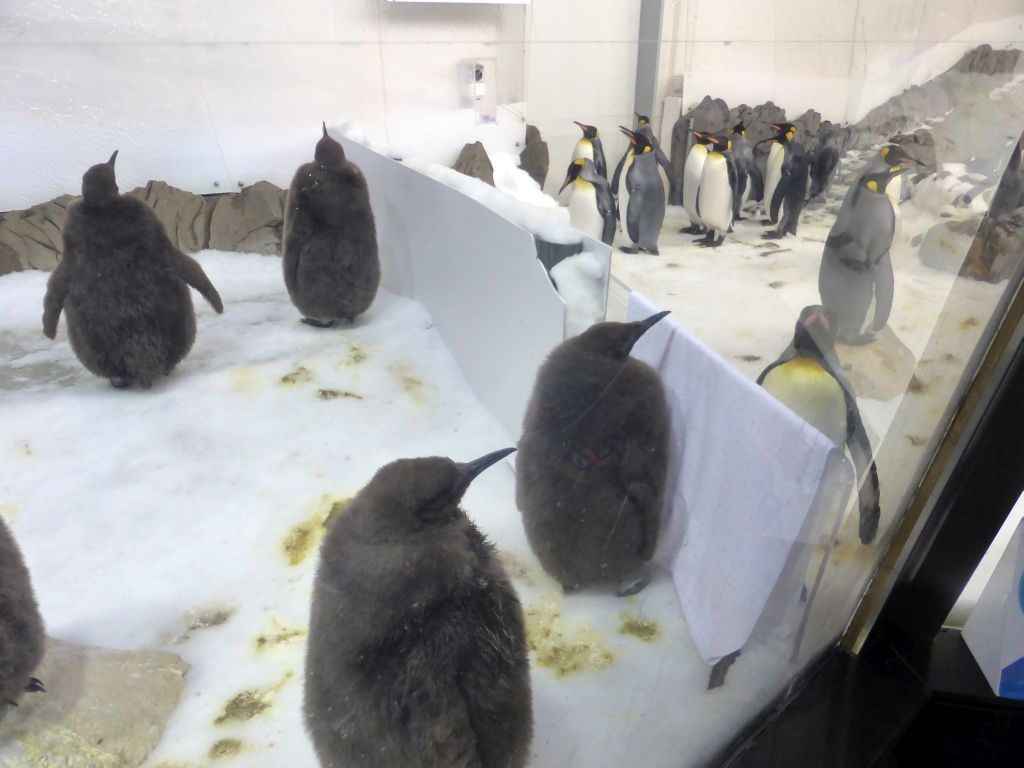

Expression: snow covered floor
xmin=1 ymin=251 xmax=817 ymax=768
xmin=608 ymin=151 xmax=1007 ymax=650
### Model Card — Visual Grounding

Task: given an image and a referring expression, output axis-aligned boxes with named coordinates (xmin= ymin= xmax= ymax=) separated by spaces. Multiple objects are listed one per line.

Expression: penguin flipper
xmin=593 ymin=139 xmax=608 ymax=179
xmin=168 ymin=244 xmax=224 ymax=314
xmin=626 ymin=189 xmax=643 ymax=245
xmin=841 ymin=383 xmax=881 ymax=545
xmin=748 ymin=164 xmax=765 ymax=202
xmin=769 ymin=174 xmax=787 ymax=224
xmin=611 ymin=151 xmax=629 ymax=196
xmin=655 ymin=143 xmax=673 ymax=187
xmin=755 ymin=345 xmax=798 ymax=386
xmin=872 ymin=250 xmax=895 ymax=332
xmin=727 ymin=155 xmax=741 ymax=221
xmin=42 ymin=245 xmax=72 ymax=339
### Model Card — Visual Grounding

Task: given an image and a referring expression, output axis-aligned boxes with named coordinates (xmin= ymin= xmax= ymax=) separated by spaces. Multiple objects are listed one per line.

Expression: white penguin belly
xmin=888 ymin=174 xmax=903 ymax=239
xmin=568 ymin=182 xmax=604 ymax=241
xmin=683 ymin=145 xmax=708 ymax=225
xmin=762 ymin=359 xmax=847 ymax=448
xmin=765 ymin=143 xmax=784 ymax=215
xmin=572 ymin=139 xmax=594 ymax=163
xmin=697 ymin=153 xmax=733 ymax=233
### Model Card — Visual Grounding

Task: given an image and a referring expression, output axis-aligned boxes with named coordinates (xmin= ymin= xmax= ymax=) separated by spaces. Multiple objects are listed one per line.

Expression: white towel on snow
xmin=628 ymin=291 xmax=837 ymax=664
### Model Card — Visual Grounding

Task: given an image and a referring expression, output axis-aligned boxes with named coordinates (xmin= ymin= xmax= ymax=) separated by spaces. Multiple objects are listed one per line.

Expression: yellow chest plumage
xmin=762 ymin=357 xmax=847 ymax=448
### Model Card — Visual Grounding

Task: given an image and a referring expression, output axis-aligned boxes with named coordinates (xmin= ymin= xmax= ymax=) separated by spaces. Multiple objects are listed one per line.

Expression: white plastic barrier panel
xmin=964 ymin=517 xmax=1024 ymax=700
xmin=340 ymin=136 xmax=566 ymax=441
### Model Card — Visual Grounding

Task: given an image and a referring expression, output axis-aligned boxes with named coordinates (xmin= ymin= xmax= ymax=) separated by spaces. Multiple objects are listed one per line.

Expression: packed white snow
xmin=0 ymin=251 xmax=826 ymax=768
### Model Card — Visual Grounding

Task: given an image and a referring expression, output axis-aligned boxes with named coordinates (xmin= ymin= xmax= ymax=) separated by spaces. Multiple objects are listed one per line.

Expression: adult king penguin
xmin=305 ymin=449 xmax=532 ymax=768
xmin=695 ymin=133 xmax=738 ymax=247
xmin=730 ymin=122 xmax=763 ymax=218
xmin=572 ymin=121 xmax=607 ymax=179
xmin=761 ymin=122 xmax=798 ymax=224
xmin=818 ymin=161 xmax=918 ymax=345
xmin=42 ymin=151 xmax=224 ymax=389
xmin=809 ymin=124 xmax=840 ymax=200
xmin=680 ymin=131 xmax=712 ymax=235
xmin=618 ymin=127 xmax=666 ymax=254
xmin=516 ymin=312 xmax=670 ymax=595
xmin=561 ymin=158 xmax=616 ymax=246
xmin=758 ymin=306 xmax=881 ymax=544
xmin=612 ymin=114 xmax=673 ymax=201
xmin=762 ymin=123 xmax=809 ymax=239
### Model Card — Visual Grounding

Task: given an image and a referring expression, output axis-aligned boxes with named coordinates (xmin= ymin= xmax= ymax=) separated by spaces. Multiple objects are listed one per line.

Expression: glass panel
xmin=0 ymin=2 xmax=1021 ymax=767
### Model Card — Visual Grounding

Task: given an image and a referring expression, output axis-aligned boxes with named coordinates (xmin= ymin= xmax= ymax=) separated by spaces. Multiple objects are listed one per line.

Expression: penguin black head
xmin=575 ymin=311 xmax=670 ymax=360
xmin=705 ymin=134 xmax=732 ymax=153
xmin=559 ymin=158 xmax=587 ymax=193
xmin=620 ymin=126 xmax=653 ymax=154
xmin=732 ymin=122 xmax=746 ymax=136
xmin=862 ymin=166 xmax=904 ymax=194
xmin=81 ymin=151 xmax=119 ymax=206
xmin=879 ymin=144 xmax=924 ymax=169
xmin=314 ymin=123 xmax=346 ymax=169
xmin=635 ymin=114 xmax=651 ymax=127
xmin=348 ymin=449 xmax=515 ymax=536
xmin=793 ymin=305 xmax=838 ymax=356
xmin=769 ymin=122 xmax=797 ymax=144
xmin=574 ymin=121 xmax=599 ymax=139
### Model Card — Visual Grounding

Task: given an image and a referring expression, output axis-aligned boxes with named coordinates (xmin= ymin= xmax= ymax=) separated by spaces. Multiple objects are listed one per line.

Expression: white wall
xmin=523 ymin=0 xmax=642 ymax=196
xmin=654 ymin=0 xmax=1024 ymax=131
xmin=0 ymin=0 xmax=527 ymax=211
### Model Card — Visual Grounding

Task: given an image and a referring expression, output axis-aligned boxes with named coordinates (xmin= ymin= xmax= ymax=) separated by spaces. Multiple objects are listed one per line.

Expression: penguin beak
xmin=559 ymin=162 xmax=581 ymax=193
xmin=453 ymin=448 xmax=516 ymax=499
xmin=619 ymin=126 xmax=638 ymax=145
xmin=625 ymin=310 xmax=671 ymax=354
xmin=108 ymin=150 xmax=118 ymax=167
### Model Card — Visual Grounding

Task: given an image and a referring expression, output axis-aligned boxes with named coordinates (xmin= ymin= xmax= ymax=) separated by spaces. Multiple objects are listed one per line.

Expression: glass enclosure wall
xmin=0 ymin=2 xmax=1021 ymax=767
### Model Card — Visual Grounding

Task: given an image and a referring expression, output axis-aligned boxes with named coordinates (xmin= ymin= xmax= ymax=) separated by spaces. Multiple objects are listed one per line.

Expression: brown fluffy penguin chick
xmin=42 ymin=151 xmax=224 ymax=389
xmin=0 ymin=514 xmax=45 ymax=717
xmin=304 ymin=449 xmax=532 ymax=768
xmin=283 ymin=124 xmax=380 ymax=327
xmin=516 ymin=313 xmax=671 ymax=596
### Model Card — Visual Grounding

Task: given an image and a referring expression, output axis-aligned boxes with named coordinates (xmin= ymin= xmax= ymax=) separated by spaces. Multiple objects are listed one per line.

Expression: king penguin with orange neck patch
xmin=572 ymin=121 xmax=607 ymax=179
xmin=618 ymin=126 xmax=666 ymax=255
xmin=758 ymin=305 xmax=881 ymax=544
xmin=695 ymin=133 xmax=738 ymax=248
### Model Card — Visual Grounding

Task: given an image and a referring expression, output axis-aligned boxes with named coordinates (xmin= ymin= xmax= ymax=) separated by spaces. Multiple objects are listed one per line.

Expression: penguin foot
xmin=109 ymin=377 xmax=131 ymax=389
xmin=138 ymin=379 xmax=153 ymax=391
xmin=760 ymin=230 xmax=786 ymax=240
xmin=759 ymin=218 xmax=773 ymax=226
xmin=678 ymin=224 xmax=704 ymax=235
xmin=841 ymin=332 xmax=877 ymax=347
xmin=616 ymin=570 xmax=652 ymax=597
xmin=638 ymin=247 xmax=660 ymax=255
xmin=707 ymin=650 xmax=742 ymax=690
xmin=301 ymin=317 xmax=335 ymax=328
xmin=705 ymin=239 xmax=726 ymax=248
xmin=619 ymin=246 xmax=639 ymax=254
xmin=24 ymin=677 xmax=45 ymax=694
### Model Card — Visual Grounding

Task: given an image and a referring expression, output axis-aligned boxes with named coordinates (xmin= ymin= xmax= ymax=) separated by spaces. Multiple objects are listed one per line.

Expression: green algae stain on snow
xmin=282 ymin=495 xmax=352 ymax=567
xmin=210 ymin=738 xmax=243 ymax=759
xmin=618 ymin=613 xmax=661 ymax=643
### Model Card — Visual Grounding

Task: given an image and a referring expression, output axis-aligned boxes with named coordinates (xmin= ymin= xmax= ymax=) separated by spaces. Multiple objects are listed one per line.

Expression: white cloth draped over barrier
xmin=628 ymin=291 xmax=838 ymax=664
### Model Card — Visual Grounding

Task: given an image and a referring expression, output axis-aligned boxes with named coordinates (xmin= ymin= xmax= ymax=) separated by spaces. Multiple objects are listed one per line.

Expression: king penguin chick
xmin=757 ymin=306 xmax=881 ymax=544
xmin=561 ymin=158 xmax=616 ymax=245
xmin=42 ymin=151 xmax=224 ymax=389
xmin=680 ymin=131 xmax=712 ymax=235
xmin=762 ymin=123 xmax=809 ymax=239
xmin=818 ymin=162 xmax=916 ymax=345
xmin=283 ymin=124 xmax=380 ymax=328
xmin=304 ymin=449 xmax=532 ymax=768
xmin=571 ymin=121 xmax=607 ymax=179
xmin=618 ymin=127 xmax=666 ymax=255
xmin=1 ymin=514 xmax=46 ymax=716
xmin=516 ymin=312 xmax=671 ymax=595
xmin=695 ymin=133 xmax=739 ymax=248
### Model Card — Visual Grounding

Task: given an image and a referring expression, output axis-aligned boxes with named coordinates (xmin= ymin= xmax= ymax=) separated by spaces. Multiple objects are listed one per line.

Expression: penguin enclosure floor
xmin=2 ymin=251 xmax=827 ymax=768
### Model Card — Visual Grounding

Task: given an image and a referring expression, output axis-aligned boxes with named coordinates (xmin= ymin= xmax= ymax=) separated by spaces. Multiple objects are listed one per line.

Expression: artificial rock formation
xmin=452 ymin=141 xmax=495 ymax=187
xmin=208 ymin=180 xmax=286 ymax=255
xmin=519 ymin=125 xmax=549 ymax=190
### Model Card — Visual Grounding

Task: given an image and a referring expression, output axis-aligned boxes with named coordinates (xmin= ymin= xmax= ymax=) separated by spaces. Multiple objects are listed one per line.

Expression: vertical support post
xmin=634 ymin=0 xmax=665 ymax=124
